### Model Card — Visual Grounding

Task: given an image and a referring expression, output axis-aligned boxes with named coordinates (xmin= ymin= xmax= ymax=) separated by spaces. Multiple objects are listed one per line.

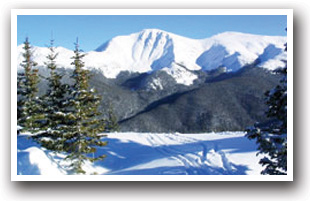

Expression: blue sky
xmin=17 ymin=15 xmax=287 ymax=52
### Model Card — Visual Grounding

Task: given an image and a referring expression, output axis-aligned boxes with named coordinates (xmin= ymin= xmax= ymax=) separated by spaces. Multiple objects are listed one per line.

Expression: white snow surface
xmin=17 ymin=29 xmax=286 ymax=86
xmin=17 ymin=132 xmax=263 ymax=175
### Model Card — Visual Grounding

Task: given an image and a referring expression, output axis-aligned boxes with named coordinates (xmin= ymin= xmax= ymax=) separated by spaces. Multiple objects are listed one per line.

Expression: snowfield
xmin=17 ymin=132 xmax=263 ymax=176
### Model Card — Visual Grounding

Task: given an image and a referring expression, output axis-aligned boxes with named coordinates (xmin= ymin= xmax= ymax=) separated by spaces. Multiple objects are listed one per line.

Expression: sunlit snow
xmin=17 ymin=132 xmax=263 ymax=175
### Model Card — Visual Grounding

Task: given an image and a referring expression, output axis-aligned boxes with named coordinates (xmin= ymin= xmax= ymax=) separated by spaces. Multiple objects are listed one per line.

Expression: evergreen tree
xmin=246 ymin=40 xmax=287 ymax=175
xmin=17 ymin=37 xmax=43 ymax=133
xmin=63 ymin=38 xmax=108 ymax=174
xmin=32 ymin=39 xmax=70 ymax=151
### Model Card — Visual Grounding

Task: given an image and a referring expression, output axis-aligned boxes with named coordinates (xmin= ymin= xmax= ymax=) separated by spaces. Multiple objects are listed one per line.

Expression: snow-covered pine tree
xmin=17 ymin=37 xmax=43 ymax=133
xmin=246 ymin=40 xmax=287 ymax=175
xmin=32 ymin=39 xmax=71 ymax=151
xmin=63 ymin=38 xmax=108 ymax=174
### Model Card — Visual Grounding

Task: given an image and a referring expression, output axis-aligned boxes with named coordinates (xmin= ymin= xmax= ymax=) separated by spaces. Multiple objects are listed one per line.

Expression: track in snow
xmin=142 ymin=133 xmax=248 ymax=175
xmin=17 ymin=132 xmax=261 ymax=175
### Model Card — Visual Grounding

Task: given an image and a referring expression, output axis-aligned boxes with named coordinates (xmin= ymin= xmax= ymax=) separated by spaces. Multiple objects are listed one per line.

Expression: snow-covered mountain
xmin=17 ymin=29 xmax=287 ymax=86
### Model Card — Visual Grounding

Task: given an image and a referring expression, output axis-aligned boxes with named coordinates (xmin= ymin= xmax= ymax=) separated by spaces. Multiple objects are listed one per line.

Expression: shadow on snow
xmin=93 ymin=135 xmax=257 ymax=175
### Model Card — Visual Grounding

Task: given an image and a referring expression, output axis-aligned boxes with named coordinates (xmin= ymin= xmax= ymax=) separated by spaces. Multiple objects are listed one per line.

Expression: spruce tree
xmin=63 ymin=38 xmax=108 ymax=174
xmin=246 ymin=40 xmax=287 ymax=175
xmin=32 ymin=39 xmax=70 ymax=151
xmin=17 ymin=37 xmax=43 ymax=133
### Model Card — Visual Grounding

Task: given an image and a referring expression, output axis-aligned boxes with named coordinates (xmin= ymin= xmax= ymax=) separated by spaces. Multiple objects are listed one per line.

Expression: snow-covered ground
xmin=17 ymin=132 xmax=263 ymax=176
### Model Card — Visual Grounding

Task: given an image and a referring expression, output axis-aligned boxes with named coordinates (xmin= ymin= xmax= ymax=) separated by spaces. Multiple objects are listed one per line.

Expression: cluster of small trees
xmin=17 ymin=37 xmax=119 ymax=174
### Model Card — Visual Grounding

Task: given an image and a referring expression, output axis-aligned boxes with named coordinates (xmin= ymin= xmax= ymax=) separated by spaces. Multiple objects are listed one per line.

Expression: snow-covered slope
xmin=17 ymin=132 xmax=263 ymax=176
xmin=17 ymin=29 xmax=287 ymax=86
xmin=197 ymin=32 xmax=287 ymax=71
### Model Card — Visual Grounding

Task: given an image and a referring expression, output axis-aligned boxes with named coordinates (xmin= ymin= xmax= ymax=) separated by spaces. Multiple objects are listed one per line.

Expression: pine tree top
xmin=45 ymin=39 xmax=59 ymax=71
xmin=21 ymin=37 xmax=37 ymax=70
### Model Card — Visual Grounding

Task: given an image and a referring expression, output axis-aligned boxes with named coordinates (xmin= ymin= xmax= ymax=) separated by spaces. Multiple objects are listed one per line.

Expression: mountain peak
xmin=140 ymin=28 xmax=168 ymax=34
xmin=135 ymin=28 xmax=177 ymax=42
xmin=18 ymin=29 xmax=287 ymax=86
xmin=136 ymin=28 xmax=171 ymax=40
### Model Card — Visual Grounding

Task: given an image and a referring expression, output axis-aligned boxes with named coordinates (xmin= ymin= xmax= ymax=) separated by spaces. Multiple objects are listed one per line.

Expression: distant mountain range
xmin=17 ymin=29 xmax=286 ymax=87
xmin=17 ymin=29 xmax=287 ymax=133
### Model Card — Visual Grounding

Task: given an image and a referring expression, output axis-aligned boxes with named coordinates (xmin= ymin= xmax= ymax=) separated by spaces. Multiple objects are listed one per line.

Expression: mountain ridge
xmin=16 ymin=28 xmax=286 ymax=132
xmin=17 ymin=29 xmax=287 ymax=87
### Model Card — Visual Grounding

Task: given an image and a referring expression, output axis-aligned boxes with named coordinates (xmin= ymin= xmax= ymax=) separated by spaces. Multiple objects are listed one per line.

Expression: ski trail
xmin=146 ymin=134 xmax=191 ymax=174
xmin=146 ymin=133 xmax=238 ymax=175
xmin=146 ymin=134 xmax=208 ymax=174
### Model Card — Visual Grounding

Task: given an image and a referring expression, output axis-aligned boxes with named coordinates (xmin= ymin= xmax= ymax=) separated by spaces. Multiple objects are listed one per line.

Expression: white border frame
xmin=11 ymin=9 xmax=293 ymax=181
